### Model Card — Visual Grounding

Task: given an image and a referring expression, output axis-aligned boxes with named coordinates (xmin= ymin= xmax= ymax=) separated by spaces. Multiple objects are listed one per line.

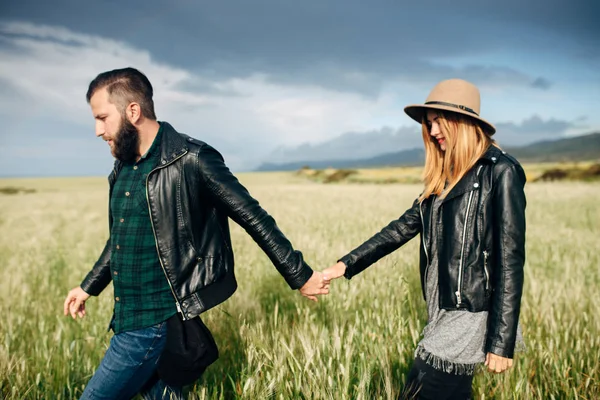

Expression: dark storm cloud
xmin=3 ymin=0 xmax=594 ymax=95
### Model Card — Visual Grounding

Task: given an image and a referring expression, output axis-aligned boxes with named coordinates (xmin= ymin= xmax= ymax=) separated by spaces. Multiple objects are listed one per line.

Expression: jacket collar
xmin=109 ymin=121 xmax=188 ymax=184
xmin=157 ymin=121 xmax=189 ymax=165
xmin=480 ymin=144 xmax=504 ymax=164
xmin=441 ymin=145 xmax=499 ymax=203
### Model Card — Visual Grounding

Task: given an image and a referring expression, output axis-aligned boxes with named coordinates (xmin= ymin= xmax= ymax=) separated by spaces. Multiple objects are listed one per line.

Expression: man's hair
xmin=86 ymin=67 xmax=157 ymax=120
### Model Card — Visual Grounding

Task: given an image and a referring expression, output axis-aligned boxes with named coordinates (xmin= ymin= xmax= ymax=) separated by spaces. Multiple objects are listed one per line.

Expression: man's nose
xmin=95 ymin=122 xmax=104 ymax=137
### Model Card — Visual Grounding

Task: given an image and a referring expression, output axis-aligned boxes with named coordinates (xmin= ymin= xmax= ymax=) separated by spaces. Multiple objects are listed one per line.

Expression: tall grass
xmin=0 ymin=176 xmax=598 ymax=399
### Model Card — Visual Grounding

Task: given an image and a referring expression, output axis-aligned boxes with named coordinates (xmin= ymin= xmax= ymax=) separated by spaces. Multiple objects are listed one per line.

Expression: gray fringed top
xmin=415 ymin=195 xmax=524 ymax=375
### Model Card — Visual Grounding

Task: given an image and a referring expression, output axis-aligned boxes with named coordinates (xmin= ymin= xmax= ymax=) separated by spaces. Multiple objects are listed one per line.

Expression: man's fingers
xmin=70 ymin=298 xmax=83 ymax=319
xmin=77 ymin=303 xmax=86 ymax=318
xmin=63 ymin=295 xmax=72 ymax=316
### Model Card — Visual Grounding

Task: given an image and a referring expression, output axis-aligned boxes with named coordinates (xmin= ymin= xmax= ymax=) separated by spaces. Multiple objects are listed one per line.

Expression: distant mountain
xmin=505 ymin=132 xmax=600 ymax=162
xmin=265 ymin=126 xmax=421 ymax=164
xmin=256 ymin=132 xmax=600 ymax=171
xmin=258 ymin=148 xmax=425 ymax=171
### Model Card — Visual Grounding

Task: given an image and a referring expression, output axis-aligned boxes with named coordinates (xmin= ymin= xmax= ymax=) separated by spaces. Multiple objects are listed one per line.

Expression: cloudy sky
xmin=1 ymin=0 xmax=598 ymax=176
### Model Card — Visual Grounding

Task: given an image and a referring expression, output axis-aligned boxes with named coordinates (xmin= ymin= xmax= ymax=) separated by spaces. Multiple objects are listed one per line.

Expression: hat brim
xmin=404 ymin=104 xmax=496 ymax=135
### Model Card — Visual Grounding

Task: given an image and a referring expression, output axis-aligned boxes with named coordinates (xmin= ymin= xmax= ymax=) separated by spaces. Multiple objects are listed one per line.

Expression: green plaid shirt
xmin=109 ymin=124 xmax=176 ymax=333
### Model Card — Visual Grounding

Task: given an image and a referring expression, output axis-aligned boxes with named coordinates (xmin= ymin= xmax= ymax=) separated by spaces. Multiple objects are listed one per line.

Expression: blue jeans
xmin=80 ymin=321 xmax=183 ymax=400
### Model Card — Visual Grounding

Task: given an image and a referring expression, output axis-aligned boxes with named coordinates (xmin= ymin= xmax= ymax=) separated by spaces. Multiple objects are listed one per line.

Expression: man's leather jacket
xmin=81 ymin=122 xmax=314 ymax=320
xmin=339 ymin=146 xmax=526 ymax=358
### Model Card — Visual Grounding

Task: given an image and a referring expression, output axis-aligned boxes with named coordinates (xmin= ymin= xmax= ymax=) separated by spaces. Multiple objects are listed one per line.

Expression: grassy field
xmin=294 ymin=160 xmax=600 ymax=185
xmin=0 ymin=172 xmax=599 ymax=399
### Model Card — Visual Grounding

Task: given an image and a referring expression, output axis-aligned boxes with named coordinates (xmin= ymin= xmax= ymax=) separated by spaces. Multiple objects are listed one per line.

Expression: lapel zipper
xmin=483 ymin=250 xmax=490 ymax=291
xmin=419 ymin=200 xmax=430 ymax=300
xmin=455 ymin=165 xmax=483 ymax=307
xmin=146 ymin=152 xmax=188 ymax=318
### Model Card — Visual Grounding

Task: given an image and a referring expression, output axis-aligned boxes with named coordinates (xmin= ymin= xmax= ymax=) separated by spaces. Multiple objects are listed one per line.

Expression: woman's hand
xmin=485 ymin=352 xmax=513 ymax=373
xmin=322 ymin=261 xmax=347 ymax=282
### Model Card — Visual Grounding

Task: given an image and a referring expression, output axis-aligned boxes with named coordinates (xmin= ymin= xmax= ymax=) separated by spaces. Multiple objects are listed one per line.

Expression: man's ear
xmin=126 ymin=102 xmax=142 ymax=124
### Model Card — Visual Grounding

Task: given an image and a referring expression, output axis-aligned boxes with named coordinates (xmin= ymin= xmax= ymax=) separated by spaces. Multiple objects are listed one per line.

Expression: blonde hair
xmin=419 ymin=111 xmax=496 ymax=202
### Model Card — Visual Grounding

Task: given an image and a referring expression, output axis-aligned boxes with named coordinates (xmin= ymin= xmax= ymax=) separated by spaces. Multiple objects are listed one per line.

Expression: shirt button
xmin=133 ymin=166 xmax=138 ymax=170
xmin=116 ymin=245 xmax=120 ymax=250
xmin=120 ymin=218 xmax=125 ymax=223
xmin=474 ymin=183 xmax=480 ymax=188
xmin=491 ymin=157 xmax=497 ymax=162
xmin=125 ymin=192 xmax=130 ymax=197
xmin=115 ymin=297 xmax=120 ymax=301
xmin=114 ymin=271 xmax=118 ymax=275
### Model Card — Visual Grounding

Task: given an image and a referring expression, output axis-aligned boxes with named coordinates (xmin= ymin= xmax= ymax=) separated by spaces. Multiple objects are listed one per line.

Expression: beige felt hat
xmin=404 ymin=79 xmax=496 ymax=135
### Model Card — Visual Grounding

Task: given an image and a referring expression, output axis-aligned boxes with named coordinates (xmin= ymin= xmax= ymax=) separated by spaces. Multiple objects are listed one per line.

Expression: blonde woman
xmin=323 ymin=79 xmax=526 ymax=399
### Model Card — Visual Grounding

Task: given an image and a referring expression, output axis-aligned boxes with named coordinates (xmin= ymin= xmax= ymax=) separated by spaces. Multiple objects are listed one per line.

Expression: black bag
xmin=157 ymin=313 xmax=219 ymax=386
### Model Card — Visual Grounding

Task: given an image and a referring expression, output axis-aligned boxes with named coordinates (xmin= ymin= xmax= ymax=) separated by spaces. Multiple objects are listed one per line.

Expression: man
xmin=63 ymin=67 xmax=328 ymax=400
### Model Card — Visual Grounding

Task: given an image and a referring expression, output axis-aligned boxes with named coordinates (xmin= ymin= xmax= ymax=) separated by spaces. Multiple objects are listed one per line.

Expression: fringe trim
xmin=415 ymin=345 xmax=478 ymax=376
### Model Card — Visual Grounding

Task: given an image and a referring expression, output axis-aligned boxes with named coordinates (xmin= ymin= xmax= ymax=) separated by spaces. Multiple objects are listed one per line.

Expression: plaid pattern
xmin=109 ymin=125 xmax=176 ymax=333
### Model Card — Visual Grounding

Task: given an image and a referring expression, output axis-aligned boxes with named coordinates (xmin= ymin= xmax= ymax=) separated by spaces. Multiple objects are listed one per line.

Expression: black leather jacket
xmin=81 ymin=122 xmax=313 ymax=320
xmin=339 ymin=146 xmax=526 ymax=358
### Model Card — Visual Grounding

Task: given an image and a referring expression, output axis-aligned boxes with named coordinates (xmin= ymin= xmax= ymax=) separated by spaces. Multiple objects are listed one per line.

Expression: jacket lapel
xmin=442 ymin=168 xmax=481 ymax=203
xmin=158 ymin=122 xmax=189 ymax=165
xmin=442 ymin=145 xmax=502 ymax=203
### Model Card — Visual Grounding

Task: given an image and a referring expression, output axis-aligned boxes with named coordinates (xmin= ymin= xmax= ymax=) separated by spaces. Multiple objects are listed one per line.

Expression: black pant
xmin=399 ymin=357 xmax=473 ymax=400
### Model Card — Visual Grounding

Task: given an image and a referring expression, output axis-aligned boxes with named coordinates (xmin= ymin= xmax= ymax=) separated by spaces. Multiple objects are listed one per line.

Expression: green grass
xmin=0 ymin=174 xmax=598 ymax=399
xmin=295 ymin=160 xmax=600 ymax=185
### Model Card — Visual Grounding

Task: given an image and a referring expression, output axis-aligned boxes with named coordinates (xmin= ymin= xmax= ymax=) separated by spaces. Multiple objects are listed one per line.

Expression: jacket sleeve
xmin=485 ymin=164 xmax=526 ymax=358
xmin=196 ymin=144 xmax=313 ymax=290
xmin=339 ymin=198 xmax=422 ymax=279
xmin=80 ymin=239 xmax=113 ymax=296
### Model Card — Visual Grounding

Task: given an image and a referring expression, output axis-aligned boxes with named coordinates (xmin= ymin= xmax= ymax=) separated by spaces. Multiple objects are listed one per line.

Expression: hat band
xmin=425 ymin=101 xmax=479 ymax=116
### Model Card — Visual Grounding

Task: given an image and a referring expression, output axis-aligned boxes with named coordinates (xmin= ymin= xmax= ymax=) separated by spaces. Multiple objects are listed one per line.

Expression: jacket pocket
xmin=195 ymin=254 xmax=225 ymax=287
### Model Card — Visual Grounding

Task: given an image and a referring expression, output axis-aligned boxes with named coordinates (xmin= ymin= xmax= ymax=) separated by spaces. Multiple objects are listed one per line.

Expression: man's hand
xmin=299 ymin=271 xmax=329 ymax=302
xmin=63 ymin=286 xmax=91 ymax=319
xmin=322 ymin=261 xmax=346 ymax=282
xmin=485 ymin=352 xmax=513 ymax=373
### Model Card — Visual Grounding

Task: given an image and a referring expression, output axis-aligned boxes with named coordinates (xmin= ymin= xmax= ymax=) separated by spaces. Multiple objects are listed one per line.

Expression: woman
xmin=323 ymin=79 xmax=526 ymax=399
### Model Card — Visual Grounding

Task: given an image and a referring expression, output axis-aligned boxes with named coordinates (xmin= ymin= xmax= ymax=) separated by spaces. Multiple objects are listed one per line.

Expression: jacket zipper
xmin=146 ymin=152 xmax=188 ymax=318
xmin=419 ymin=200 xmax=430 ymax=299
xmin=455 ymin=165 xmax=483 ymax=307
xmin=483 ymin=250 xmax=490 ymax=291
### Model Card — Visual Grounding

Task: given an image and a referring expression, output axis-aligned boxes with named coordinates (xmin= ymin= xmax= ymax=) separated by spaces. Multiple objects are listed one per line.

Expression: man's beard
xmin=113 ymin=116 xmax=140 ymax=162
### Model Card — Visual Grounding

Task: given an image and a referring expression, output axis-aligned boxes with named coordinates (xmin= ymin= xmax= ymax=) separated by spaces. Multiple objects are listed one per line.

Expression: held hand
xmin=63 ymin=286 xmax=91 ymax=320
xmin=299 ymin=271 xmax=329 ymax=302
xmin=485 ymin=352 xmax=513 ymax=373
xmin=322 ymin=261 xmax=346 ymax=282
